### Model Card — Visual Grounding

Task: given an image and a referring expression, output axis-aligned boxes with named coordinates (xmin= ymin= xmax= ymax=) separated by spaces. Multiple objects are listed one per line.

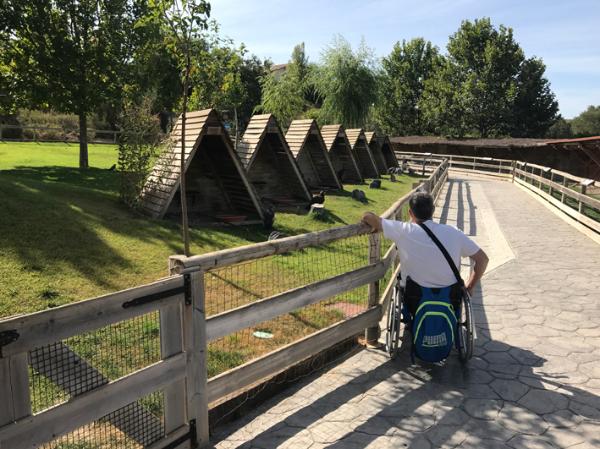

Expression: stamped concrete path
xmin=212 ymin=176 xmax=600 ymax=449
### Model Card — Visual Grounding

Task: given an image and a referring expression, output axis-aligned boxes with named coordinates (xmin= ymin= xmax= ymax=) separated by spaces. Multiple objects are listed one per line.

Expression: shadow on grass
xmin=0 ymin=166 xmax=270 ymax=297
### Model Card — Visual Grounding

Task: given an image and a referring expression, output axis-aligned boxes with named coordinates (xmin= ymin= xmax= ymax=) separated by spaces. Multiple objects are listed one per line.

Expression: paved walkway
xmin=212 ymin=176 xmax=600 ymax=449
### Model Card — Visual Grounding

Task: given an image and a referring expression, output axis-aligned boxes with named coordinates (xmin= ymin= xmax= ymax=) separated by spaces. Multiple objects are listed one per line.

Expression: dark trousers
xmin=403 ymin=277 xmax=462 ymax=318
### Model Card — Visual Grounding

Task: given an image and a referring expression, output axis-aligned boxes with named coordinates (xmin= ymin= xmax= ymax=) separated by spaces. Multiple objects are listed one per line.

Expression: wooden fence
xmin=0 ymin=161 xmax=449 ymax=448
xmin=398 ymin=151 xmax=600 ymax=234
xmin=0 ymin=123 xmax=120 ymax=144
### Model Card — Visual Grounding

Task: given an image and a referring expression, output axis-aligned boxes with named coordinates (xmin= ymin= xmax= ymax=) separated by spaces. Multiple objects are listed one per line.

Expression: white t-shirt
xmin=382 ymin=219 xmax=480 ymax=288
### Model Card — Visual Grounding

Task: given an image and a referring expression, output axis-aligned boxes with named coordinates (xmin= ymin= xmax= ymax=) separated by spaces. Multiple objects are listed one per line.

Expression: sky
xmin=211 ymin=0 xmax=600 ymax=119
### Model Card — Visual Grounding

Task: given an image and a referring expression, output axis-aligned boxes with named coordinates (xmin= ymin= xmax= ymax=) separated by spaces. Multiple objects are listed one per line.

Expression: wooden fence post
xmin=511 ymin=161 xmax=516 ymax=182
xmin=0 ymin=353 xmax=32 ymax=429
xmin=169 ymin=257 xmax=210 ymax=448
xmin=162 ymin=260 xmax=187 ymax=437
xmin=365 ymin=233 xmax=382 ymax=346
xmin=561 ymin=177 xmax=567 ymax=203
xmin=184 ymin=269 xmax=210 ymax=447
xmin=549 ymin=171 xmax=554 ymax=197
xmin=579 ymin=184 xmax=587 ymax=214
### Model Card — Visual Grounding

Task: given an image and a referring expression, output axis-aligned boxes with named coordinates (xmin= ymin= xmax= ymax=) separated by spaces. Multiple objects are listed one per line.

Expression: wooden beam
xmin=0 ymin=277 xmax=185 ymax=357
xmin=171 ymin=223 xmax=370 ymax=272
xmin=207 ymin=307 xmax=380 ymax=404
xmin=579 ymin=143 xmax=600 ymax=174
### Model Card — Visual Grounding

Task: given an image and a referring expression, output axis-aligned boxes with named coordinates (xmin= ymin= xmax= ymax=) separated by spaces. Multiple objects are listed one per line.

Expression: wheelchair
xmin=385 ymin=272 xmax=474 ymax=363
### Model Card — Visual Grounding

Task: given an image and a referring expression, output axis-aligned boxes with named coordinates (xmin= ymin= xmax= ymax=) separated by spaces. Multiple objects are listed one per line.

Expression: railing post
xmin=0 ymin=353 xmax=32 ymax=428
xmin=162 ymin=259 xmax=188 ymax=437
xmin=511 ymin=161 xmax=516 ymax=182
xmin=561 ymin=177 xmax=567 ymax=203
xmin=365 ymin=233 xmax=381 ymax=346
xmin=579 ymin=184 xmax=587 ymax=214
xmin=175 ymin=263 xmax=210 ymax=448
xmin=549 ymin=170 xmax=554 ymax=197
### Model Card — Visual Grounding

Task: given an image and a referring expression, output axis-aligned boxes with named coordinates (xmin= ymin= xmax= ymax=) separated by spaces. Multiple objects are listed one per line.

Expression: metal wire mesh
xmin=39 ymin=391 xmax=165 ymax=449
xmin=205 ymin=233 xmax=373 ymax=377
xmin=28 ymin=310 xmax=163 ymax=447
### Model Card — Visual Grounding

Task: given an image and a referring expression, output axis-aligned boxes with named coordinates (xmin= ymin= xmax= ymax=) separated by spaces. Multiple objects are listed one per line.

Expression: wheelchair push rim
xmin=385 ymin=281 xmax=403 ymax=358
xmin=457 ymin=291 xmax=474 ymax=362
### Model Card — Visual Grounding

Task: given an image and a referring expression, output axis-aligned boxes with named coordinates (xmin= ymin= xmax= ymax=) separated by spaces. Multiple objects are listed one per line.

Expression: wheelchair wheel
xmin=458 ymin=291 xmax=474 ymax=362
xmin=385 ymin=279 xmax=403 ymax=359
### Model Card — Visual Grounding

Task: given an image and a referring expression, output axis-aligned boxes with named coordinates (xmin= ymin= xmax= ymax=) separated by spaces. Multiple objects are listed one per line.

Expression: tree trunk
xmin=79 ymin=113 xmax=89 ymax=169
xmin=180 ymin=60 xmax=191 ymax=257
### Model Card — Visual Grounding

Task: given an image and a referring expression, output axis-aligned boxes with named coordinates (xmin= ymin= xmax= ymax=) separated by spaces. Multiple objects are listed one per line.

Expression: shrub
xmin=118 ymin=95 xmax=164 ymax=208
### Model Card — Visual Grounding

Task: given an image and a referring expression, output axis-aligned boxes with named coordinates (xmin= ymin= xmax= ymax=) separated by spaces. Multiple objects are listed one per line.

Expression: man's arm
xmin=361 ymin=212 xmax=382 ymax=233
xmin=465 ymin=249 xmax=489 ymax=295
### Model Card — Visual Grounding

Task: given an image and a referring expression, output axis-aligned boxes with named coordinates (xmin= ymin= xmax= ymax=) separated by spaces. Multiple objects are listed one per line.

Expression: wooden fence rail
xmin=397 ymin=151 xmax=600 ymax=234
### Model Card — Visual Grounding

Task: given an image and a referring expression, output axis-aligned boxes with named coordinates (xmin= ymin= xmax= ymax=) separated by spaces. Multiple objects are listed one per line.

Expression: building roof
xmin=285 ymin=119 xmax=316 ymax=157
xmin=364 ymin=131 xmax=377 ymax=145
xmin=390 ymin=136 xmax=550 ymax=148
xmin=321 ymin=124 xmax=347 ymax=151
xmin=545 ymin=136 xmax=600 ymax=145
xmin=345 ymin=128 xmax=366 ymax=147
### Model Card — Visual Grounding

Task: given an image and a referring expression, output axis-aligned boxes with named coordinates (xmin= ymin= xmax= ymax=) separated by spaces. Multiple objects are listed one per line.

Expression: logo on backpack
xmin=412 ymin=287 xmax=457 ymax=363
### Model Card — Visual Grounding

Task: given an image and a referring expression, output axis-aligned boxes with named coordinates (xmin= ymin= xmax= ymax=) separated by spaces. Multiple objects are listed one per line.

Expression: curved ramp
xmin=213 ymin=176 xmax=600 ymax=449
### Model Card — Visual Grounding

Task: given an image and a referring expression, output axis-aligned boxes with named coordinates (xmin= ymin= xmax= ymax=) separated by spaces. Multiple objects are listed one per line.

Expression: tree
xmin=1 ymin=0 xmax=139 ymax=168
xmin=545 ymin=116 xmax=572 ymax=139
xmin=511 ymin=58 xmax=559 ymax=137
xmin=571 ymin=106 xmax=600 ymax=137
xmin=257 ymin=42 xmax=311 ymax=130
xmin=258 ymin=70 xmax=304 ymax=130
xmin=315 ymin=36 xmax=377 ymax=128
xmin=188 ymin=30 xmax=269 ymax=137
xmin=420 ymin=18 xmax=558 ymax=138
xmin=374 ymin=38 xmax=443 ymax=135
xmin=143 ymin=0 xmax=211 ymax=257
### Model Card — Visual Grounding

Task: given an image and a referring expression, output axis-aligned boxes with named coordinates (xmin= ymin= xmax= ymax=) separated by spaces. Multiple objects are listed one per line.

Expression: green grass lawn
xmin=0 ymin=141 xmax=417 ymax=318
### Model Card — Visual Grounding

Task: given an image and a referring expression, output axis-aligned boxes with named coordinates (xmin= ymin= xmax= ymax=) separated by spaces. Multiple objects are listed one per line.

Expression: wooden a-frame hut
xmin=345 ymin=128 xmax=380 ymax=179
xmin=140 ymin=109 xmax=265 ymax=225
xmin=321 ymin=125 xmax=363 ymax=184
xmin=376 ymin=134 xmax=399 ymax=170
xmin=236 ymin=114 xmax=311 ymax=211
xmin=365 ymin=131 xmax=394 ymax=173
xmin=286 ymin=119 xmax=342 ymax=190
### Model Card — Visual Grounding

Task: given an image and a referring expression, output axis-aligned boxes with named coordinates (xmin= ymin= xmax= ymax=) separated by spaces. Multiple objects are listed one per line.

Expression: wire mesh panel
xmin=25 ymin=311 xmax=166 ymax=448
xmin=29 ymin=311 xmax=161 ymax=413
xmin=205 ymin=234 xmax=373 ymax=377
xmin=39 ymin=391 xmax=165 ymax=449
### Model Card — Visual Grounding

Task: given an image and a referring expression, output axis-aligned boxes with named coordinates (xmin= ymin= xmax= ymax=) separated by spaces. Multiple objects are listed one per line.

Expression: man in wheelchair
xmin=362 ymin=191 xmax=489 ymax=362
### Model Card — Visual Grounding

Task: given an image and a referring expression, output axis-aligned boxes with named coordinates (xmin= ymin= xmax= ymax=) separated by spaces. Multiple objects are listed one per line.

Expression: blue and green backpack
xmin=411 ymin=286 xmax=457 ymax=363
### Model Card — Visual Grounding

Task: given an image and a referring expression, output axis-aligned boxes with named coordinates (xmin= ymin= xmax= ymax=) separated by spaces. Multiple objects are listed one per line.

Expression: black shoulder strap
xmin=418 ymin=222 xmax=464 ymax=286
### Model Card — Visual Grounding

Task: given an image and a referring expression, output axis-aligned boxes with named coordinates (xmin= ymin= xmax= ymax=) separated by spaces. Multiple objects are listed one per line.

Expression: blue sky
xmin=211 ymin=0 xmax=600 ymax=119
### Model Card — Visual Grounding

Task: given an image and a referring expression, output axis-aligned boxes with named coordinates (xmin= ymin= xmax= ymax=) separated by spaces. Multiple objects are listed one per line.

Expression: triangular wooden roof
xmin=237 ymin=113 xmax=311 ymax=200
xmin=321 ymin=124 xmax=349 ymax=151
xmin=286 ymin=119 xmax=343 ymax=190
xmin=364 ymin=131 xmax=377 ymax=146
xmin=285 ymin=119 xmax=315 ymax=158
xmin=345 ymin=129 xmax=365 ymax=148
xmin=345 ymin=128 xmax=379 ymax=178
xmin=140 ymin=109 xmax=264 ymax=220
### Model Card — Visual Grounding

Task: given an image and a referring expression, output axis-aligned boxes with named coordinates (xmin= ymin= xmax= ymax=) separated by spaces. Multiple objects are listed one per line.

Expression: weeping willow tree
xmin=315 ymin=36 xmax=377 ymax=128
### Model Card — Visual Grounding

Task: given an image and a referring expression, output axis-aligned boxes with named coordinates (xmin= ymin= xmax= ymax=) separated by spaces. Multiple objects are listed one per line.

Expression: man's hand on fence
xmin=361 ymin=212 xmax=382 ymax=233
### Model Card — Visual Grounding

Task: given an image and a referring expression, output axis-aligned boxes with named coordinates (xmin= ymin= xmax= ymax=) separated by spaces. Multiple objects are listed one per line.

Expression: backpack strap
xmin=418 ymin=222 xmax=464 ymax=286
